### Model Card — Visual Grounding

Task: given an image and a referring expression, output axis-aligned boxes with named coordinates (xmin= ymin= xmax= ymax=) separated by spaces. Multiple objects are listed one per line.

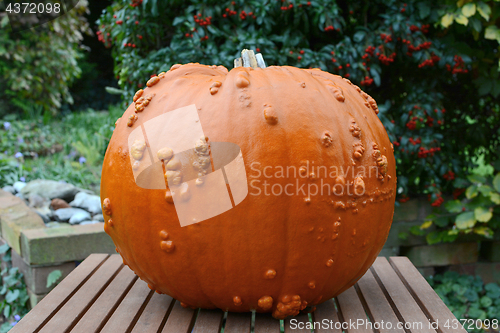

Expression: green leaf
xmin=462 ymin=3 xmax=476 ymax=17
xmin=455 ymin=15 xmax=468 ymax=26
xmin=480 ymin=296 xmax=492 ymax=307
xmin=5 ymin=289 xmax=19 ymax=303
xmin=473 ymin=226 xmax=493 ymax=238
xmin=477 ymin=2 xmax=491 ymax=21
xmin=353 ymin=31 xmax=366 ymax=42
xmin=426 ymin=231 xmax=442 ymax=245
xmin=490 ymin=192 xmax=500 ymax=204
xmin=0 ymin=244 xmax=10 ymax=255
xmin=441 ymin=14 xmax=454 ymax=28
xmin=485 ymin=26 xmax=500 ymax=41
xmin=493 ymin=173 xmax=500 ymax=192
xmin=478 ymin=185 xmax=493 ymax=196
xmin=467 ymin=174 xmax=486 ymax=183
xmin=3 ymin=305 xmax=10 ymax=319
xmin=474 ymin=207 xmax=493 ymax=222
xmin=435 ymin=216 xmax=450 ymax=227
xmin=46 ymin=270 xmax=62 ymax=288
xmin=455 ymin=212 xmax=476 ymax=229
xmin=445 ymin=200 xmax=463 ymax=213
xmin=466 ymin=184 xmax=479 ymax=199
xmin=417 ymin=3 xmax=431 ymax=19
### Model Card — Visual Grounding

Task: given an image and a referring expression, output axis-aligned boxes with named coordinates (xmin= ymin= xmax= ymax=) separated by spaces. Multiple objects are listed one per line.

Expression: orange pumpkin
xmin=101 ymin=50 xmax=396 ymax=319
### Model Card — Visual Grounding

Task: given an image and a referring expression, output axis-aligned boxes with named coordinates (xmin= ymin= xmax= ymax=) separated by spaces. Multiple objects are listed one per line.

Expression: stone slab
xmin=27 ymin=288 xmax=47 ymax=309
xmin=448 ymin=262 xmax=500 ymax=284
xmin=400 ymin=242 xmax=479 ymax=267
xmin=0 ymin=190 xmax=45 ymax=254
xmin=11 ymin=249 xmax=76 ymax=294
xmin=20 ymin=223 xmax=116 ymax=265
xmin=384 ymin=220 xmax=427 ymax=247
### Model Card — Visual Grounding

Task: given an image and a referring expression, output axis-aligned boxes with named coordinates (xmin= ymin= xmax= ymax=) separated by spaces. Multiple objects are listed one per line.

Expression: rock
xmin=70 ymin=192 xmax=102 ymax=215
xmin=20 ymin=179 xmax=80 ymax=202
xmin=51 ymin=198 xmax=70 ymax=210
xmin=69 ymin=210 xmax=91 ymax=225
xmin=28 ymin=194 xmax=47 ymax=208
xmin=93 ymin=214 xmax=105 ymax=222
xmin=32 ymin=210 xmax=50 ymax=224
xmin=45 ymin=222 xmax=67 ymax=228
xmin=13 ymin=181 xmax=27 ymax=193
xmin=54 ymin=208 xmax=89 ymax=222
xmin=2 ymin=186 xmax=16 ymax=194
xmin=79 ymin=221 xmax=101 ymax=225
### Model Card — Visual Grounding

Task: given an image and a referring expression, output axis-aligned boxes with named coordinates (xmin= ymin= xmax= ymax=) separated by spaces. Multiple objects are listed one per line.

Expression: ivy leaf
xmin=353 ymin=31 xmax=366 ymax=42
xmin=441 ymin=14 xmax=454 ymax=28
xmin=474 ymin=207 xmax=492 ymax=222
xmin=480 ymin=296 xmax=492 ymax=307
xmin=455 ymin=15 xmax=468 ymax=26
xmin=455 ymin=212 xmax=476 ymax=229
xmin=477 ymin=2 xmax=491 ymax=21
xmin=485 ymin=283 xmax=500 ymax=298
xmin=426 ymin=231 xmax=442 ymax=245
xmin=5 ymin=289 xmax=19 ymax=303
xmin=493 ymin=173 xmax=500 ymax=192
xmin=445 ymin=200 xmax=463 ymax=213
xmin=46 ymin=270 xmax=62 ymax=289
xmin=461 ymin=3 xmax=476 ymax=17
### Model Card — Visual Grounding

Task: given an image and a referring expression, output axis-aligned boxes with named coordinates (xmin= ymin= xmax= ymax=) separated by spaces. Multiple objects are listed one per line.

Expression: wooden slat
xmin=254 ymin=312 xmax=280 ymax=333
xmin=389 ymin=257 xmax=467 ymax=333
xmin=224 ymin=312 xmax=251 ymax=333
xmin=372 ymin=257 xmax=436 ymax=333
xmin=71 ymin=265 xmax=137 ymax=333
xmin=10 ymin=253 xmax=109 ymax=333
xmin=131 ymin=293 xmax=174 ymax=333
xmin=336 ymin=286 xmax=373 ymax=333
xmin=161 ymin=301 xmax=197 ymax=333
xmin=100 ymin=277 xmax=153 ymax=333
xmin=192 ymin=309 xmax=224 ymax=333
xmin=39 ymin=254 xmax=123 ymax=333
xmin=284 ymin=312 xmax=310 ymax=333
xmin=356 ymin=269 xmax=404 ymax=333
xmin=312 ymin=299 xmax=342 ymax=333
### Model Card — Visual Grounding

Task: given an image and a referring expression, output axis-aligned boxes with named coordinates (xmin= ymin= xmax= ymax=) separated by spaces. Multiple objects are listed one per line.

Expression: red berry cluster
xmin=408 ymin=137 xmax=421 ymax=145
xmin=116 ymin=20 xmax=123 ymax=25
xmin=123 ymin=42 xmax=137 ymax=48
xmin=453 ymin=188 xmax=465 ymax=199
xmin=324 ymin=25 xmax=337 ymax=31
xmin=446 ymin=55 xmax=468 ymax=74
xmin=360 ymin=76 xmax=374 ymax=86
xmin=280 ymin=3 xmax=293 ymax=10
xmin=431 ymin=195 xmax=444 ymax=207
xmin=379 ymin=52 xmax=396 ymax=65
xmin=409 ymin=25 xmax=419 ymax=33
xmin=443 ymin=171 xmax=455 ymax=181
xmin=418 ymin=146 xmax=440 ymax=158
xmin=194 ymin=14 xmax=212 ymax=26
xmin=130 ymin=0 xmax=142 ymax=7
xmin=400 ymin=3 xmax=407 ymax=13
xmin=420 ymin=24 xmax=430 ymax=34
xmin=380 ymin=33 xmax=393 ymax=43
xmin=418 ymin=54 xmax=440 ymax=68
xmin=398 ymin=195 xmax=410 ymax=203
xmin=406 ymin=120 xmax=417 ymax=130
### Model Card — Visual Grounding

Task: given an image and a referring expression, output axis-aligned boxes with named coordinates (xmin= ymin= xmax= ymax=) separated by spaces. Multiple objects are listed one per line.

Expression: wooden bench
xmin=11 ymin=254 xmax=465 ymax=333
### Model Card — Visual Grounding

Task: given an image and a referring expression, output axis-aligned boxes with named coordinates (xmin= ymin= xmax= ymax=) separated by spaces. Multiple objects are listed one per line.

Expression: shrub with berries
xmin=97 ymin=0 xmax=500 ymax=204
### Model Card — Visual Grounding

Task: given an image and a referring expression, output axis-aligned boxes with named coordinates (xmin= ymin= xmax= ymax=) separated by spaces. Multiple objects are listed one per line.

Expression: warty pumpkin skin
xmin=101 ymin=60 xmax=397 ymax=319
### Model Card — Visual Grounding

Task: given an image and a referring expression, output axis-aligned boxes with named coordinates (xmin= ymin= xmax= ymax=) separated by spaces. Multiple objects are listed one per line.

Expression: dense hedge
xmin=0 ymin=1 xmax=90 ymax=116
xmin=97 ymin=0 xmax=500 ymax=202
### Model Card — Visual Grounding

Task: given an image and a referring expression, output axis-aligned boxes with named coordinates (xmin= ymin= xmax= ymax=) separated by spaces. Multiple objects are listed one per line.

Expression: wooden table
xmin=12 ymin=254 xmax=465 ymax=333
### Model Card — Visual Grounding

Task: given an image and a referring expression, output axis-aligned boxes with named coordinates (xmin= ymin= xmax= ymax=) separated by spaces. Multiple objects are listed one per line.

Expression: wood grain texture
xmin=312 ymin=299 xmax=342 ymax=333
xmin=389 ymin=257 xmax=467 ymax=333
xmin=224 ymin=312 xmax=251 ymax=333
xmin=71 ymin=265 xmax=137 ymax=333
xmin=356 ymin=269 xmax=404 ymax=333
xmin=192 ymin=309 xmax=224 ymax=333
xmin=254 ymin=312 xmax=281 ymax=333
xmin=336 ymin=286 xmax=374 ymax=333
xmin=100 ymin=277 xmax=153 ymax=333
xmin=38 ymin=255 xmax=124 ymax=333
xmin=161 ymin=301 xmax=197 ymax=333
xmin=372 ymin=257 xmax=436 ymax=333
xmin=10 ymin=253 xmax=109 ymax=333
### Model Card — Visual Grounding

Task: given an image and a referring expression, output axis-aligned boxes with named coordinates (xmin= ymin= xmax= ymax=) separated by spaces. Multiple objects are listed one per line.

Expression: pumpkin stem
xmin=234 ymin=49 xmax=267 ymax=69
